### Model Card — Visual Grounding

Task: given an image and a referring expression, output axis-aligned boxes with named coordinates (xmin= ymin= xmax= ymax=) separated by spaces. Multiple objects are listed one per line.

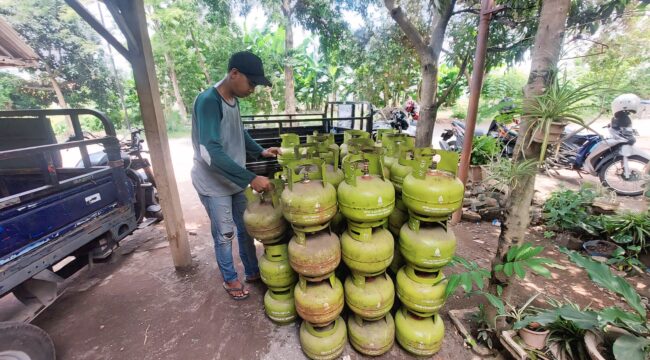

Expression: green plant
xmin=470 ymin=135 xmax=502 ymax=166
xmin=499 ymin=292 xmax=543 ymax=326
xmin=485 ymin=158 xmax=538 ymax=191
xmin=543 ymin=231 xmax=556 ymax=239
xmin=600 ymin=212 xmax=650 ymax=250
xmin=523 ymin=77 xmax=598 ymax=162
xmin=558 ymin=248 xmax=650 ymax=360
xmin=543 ymin=187 xmax=597 ymax=232
xmin=606 ymin=246 xmax=645 ymax=273
xmin=444 ymin=256 xmax=491 ymax=298
xmin=521 ymin=299 xmax=598 ymax=360
xmin=472 ymin=304 xmax=496 ymax=349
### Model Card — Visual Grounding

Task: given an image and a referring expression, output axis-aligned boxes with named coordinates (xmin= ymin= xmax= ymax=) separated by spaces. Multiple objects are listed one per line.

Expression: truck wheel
xmin=0 ymin=322 xmax=55 ymax=360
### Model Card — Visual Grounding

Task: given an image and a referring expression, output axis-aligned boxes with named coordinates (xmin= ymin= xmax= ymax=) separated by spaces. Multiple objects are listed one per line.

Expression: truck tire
xmin=0 ymin=322 xmax=55 ymax=360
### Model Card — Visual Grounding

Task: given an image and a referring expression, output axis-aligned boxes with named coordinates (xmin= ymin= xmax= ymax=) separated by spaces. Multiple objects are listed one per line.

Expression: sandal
xmin=245 ymin=273 xmax=261 ymax=283
xmin=222 ymin=282 xmax=249 ymax=300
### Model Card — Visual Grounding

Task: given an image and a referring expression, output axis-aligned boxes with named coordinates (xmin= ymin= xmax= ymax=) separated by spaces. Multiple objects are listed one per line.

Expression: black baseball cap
xmin=228 ymin=51 xmax=272 ymax=87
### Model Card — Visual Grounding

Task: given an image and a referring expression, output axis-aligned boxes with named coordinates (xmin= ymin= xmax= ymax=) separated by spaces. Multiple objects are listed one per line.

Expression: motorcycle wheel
xmin=598 ymin=155 xmax=648 ymax=196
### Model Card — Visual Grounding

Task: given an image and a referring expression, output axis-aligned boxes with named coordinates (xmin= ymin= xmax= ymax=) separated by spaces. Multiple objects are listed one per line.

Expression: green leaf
xmin=460 ymin=273 xmax=473 ymax=292
xmin=613 ymin=335 xmax=650 ymax=360
xmin=483 ymin=292 xmax=505 ymax=315
xmin=513 ymin=262 xmax=526 ymax=279
xmin=494 ymin=264 xmax=504 ymax=273
xmin=444 ymin=274 xmax=462 ymax=299
xmin=504 ymin=263 xmax=514 ymax=277
xmin=496 ymin=285 xmax=503 ymax=297
xmin=528 ymin=264 xmax=552 ymax=278
xmin=556 ymin=306 xmax=600 ymax=330
xmin=470 ymin=270 xmax=487 ymax=290
xmin=519 ymin=309 xmax=560 ymax=327
xmin=559 ymin=248 xmax=646 ymax=318
xmin=598 ymin=307 xmax=648 ymax=335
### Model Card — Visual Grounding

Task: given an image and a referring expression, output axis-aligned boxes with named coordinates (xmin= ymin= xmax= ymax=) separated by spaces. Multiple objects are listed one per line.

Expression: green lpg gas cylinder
xmin=402 ymin=148 xmax=464 ymax=220
xmin=307 ymin=131 xmax=340 ymax=154
xmin=395 ymin=307 xmax=445 ymax=356
xmin=299 ymin=316 xmax=347 ymax=360
xmin=399 ymin=218 xmax=456 ymax=271
xmin=388 ymin=239 xmax=404 ymax=276
xmin=259 ymin=242 xmax=297 ymax=291
xmin=339 ymin=130 xmax=370 ymax=159
xmin=344 ymin=272 xmax=394 ymax=321
xmin=387 ymin=196 xmax=408 ymax=237
xmin=347 ymin=313 xmax=395 ymax=356
xmin=281 ymin=159 xmax=337 ymax=230
xmin=294 ymin=275 xmax=344 ymax=327
xmin=288 ymin=228 xmax=340 ymax=281
xmin=396 ymin=265 xmax=448 ymax=317
xmin=341 ymin=220 xmax=393 ymax=276
xmin=264 ymin=287 xmax=296 ymax=324
xmin=243 ymin=180 xmax=287 ymax=244
xmin=277 ymin=133 xmax=300 ymax=165
xmin=389 ymin=151 xmax=416 ymax=194
xmin=337 ymin=151 xmax=395 ymax=223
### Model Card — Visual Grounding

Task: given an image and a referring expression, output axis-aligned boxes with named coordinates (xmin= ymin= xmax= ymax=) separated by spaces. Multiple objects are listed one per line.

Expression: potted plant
xmin=556 ymin=249 xmax=650 ymax=360
xmin=497 ymin=292 xmax=550 ymax=350
xmin=470 ymin=135 xmax=502 ymax=183
xmin=523 ymin=77 xmax=598 ymax=162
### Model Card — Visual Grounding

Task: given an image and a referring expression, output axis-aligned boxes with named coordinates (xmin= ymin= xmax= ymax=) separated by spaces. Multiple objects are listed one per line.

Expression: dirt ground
xmin=24 ymin=117 xmax=650 ymax=359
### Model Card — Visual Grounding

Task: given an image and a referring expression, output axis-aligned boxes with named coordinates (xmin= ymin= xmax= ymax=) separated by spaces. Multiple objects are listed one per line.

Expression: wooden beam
xmin=64 ymin=0 xmax=130 ymax=60
xmin=0 ymin=56 xmax=37 ymax=68
xmin=110 ymin=0 xmax=192 ymax=269
xmin=103 ymin=1 xmax=140 ymax=55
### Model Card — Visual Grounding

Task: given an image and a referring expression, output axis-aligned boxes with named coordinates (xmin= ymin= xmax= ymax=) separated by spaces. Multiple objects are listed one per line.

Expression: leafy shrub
xmin=600 ymin=212 xmax=650 ymax=250
xmin=543 ymin=187 xmax=597 ymax=231
xmin=470 ymin=135 xmax=502 ymax=165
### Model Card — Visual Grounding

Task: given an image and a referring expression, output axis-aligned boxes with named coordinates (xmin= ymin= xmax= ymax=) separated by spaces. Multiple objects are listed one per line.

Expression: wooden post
xmin=112 ymin=0 xmax=192 ymax=269
xmin=451 ymin=0 xmax=496 ymax=224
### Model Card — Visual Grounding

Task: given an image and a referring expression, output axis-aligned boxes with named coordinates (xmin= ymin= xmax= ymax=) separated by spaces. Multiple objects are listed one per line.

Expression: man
xmin=191 ymin=51 xmax=280 ymax=300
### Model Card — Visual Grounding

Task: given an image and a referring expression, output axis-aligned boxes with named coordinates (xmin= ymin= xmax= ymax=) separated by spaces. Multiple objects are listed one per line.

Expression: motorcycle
xmin=544 ymin=123 xmax=649 ymax=196
xmin=76 ymin=128 xmax=163 ymax=222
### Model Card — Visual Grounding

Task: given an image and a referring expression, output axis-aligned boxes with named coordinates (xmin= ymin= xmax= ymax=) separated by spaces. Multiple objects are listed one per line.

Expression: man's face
xmin=230 ymin=69 xmax=256 ymax=98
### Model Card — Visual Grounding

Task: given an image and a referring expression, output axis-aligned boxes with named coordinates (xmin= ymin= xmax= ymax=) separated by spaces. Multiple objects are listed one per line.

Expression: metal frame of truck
xmin=0 ymin=109 xmax=137 ymax=324
xmin=243 ymin=101 xmax=375 ymax=175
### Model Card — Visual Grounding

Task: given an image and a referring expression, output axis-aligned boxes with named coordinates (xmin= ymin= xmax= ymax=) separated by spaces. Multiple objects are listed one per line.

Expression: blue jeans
xmin=198 ymin=192 xmax=259 ymax=283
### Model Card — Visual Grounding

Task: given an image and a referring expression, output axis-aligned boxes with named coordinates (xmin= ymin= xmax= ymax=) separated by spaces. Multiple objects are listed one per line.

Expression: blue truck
xmin=0 ymin=109 xmax=139 ymax=359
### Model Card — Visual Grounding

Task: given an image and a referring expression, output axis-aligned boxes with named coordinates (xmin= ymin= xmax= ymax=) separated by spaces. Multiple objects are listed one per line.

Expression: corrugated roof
xmin=0 ymin=17 xmax=39 ymax=68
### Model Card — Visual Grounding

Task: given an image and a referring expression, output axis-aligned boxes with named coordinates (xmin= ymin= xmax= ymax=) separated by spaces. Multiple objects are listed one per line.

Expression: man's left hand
xmin=261 ymin=147 xmax=281 ymax=158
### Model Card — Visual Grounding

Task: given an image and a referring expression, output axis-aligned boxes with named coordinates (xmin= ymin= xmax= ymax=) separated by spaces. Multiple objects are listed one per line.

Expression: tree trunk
xmin=384 ymin=0 xmax=455 ymax=147
xmin=163 ymin=51 xmax=189 ymax=123
xmin=44 ymin=63 xmax=73 ymax=137
xmin=487 ymin=0 xmax=572 ymax=331
xmin=417 ymin=53 xmax=438 ymax=146
xmin=189 ymin=28 xmax=213 ymax=85
xmin=282 ymin=0 xmax=297 ymax=114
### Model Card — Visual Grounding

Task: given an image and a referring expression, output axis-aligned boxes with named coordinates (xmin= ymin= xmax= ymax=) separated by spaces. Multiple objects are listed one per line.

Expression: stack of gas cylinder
xmin=382 ymin=133 xmax=416 ymax=274
xmin=243 ymin=179 xmax=298 ymax=325
xmin=246 ymin=130 xmax=465 ymax=359
xmin=282 ymin=154 xmax=347 ymax=360
xmin=338 ymin=147 xmax=396 ymax=356
xmin=394 ymin=147 xmax=464 ymax=356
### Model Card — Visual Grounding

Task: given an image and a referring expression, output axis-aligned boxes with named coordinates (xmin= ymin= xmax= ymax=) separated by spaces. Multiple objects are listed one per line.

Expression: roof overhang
xmin=0 ymin=17 xmax=39 ymax=68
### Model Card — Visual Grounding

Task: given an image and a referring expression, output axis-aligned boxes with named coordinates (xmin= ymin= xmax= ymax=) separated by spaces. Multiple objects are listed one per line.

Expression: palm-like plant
xmin=524 ymin=77 xmax=599 ymax=162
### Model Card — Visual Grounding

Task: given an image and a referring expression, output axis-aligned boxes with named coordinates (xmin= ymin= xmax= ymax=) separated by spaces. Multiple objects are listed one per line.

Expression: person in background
xmin=191 ymin=51 xmax=280 ymax=300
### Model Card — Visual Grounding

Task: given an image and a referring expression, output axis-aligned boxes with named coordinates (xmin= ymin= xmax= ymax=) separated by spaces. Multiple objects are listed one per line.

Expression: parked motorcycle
xmin=76 ymin=128 xmax=163 ymax=222
xmin=545 ymin=94 xmax=649 ymax=196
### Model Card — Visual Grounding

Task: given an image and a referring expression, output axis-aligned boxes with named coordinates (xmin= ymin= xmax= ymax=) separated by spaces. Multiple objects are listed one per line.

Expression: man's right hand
xmin=250 ymin=176 xmax=272 ymax=193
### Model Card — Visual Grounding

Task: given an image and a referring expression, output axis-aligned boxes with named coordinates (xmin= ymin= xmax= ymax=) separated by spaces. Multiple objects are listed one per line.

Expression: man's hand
xmin=261 ymin=147 xmax=281 ymax=158
xmin=250 ymin=176 xmax=272 ymax=192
